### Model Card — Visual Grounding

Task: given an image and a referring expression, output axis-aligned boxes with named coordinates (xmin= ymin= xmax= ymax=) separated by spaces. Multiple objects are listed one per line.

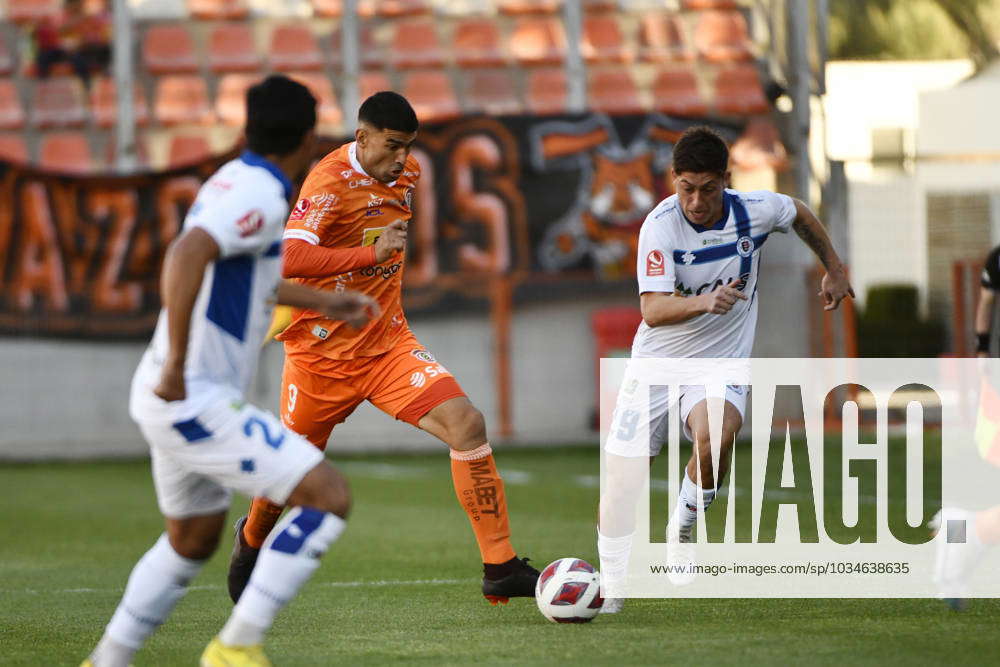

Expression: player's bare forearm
xmin=640 ymin=292 xmax=706 ymax=326
xmin=276 ymin=280 xmax=334 ymax=310
xmin=791 ymin=200 xmax=844 ymax=273
xmin=975 ymin=288 xmax=995 ymax=334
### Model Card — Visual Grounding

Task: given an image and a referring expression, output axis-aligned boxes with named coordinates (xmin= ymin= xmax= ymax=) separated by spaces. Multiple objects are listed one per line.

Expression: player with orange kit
xmin=227 ymin=91 xmax=539 ymax=605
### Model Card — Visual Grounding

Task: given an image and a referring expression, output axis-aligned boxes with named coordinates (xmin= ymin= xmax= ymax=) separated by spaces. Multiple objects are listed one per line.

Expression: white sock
xmin=220 ymin=507 xmax=346 ymax=647
xmin=97 ymin=534 xmax=204 ymax=666
xmin=597 ymin=528 xmax=633 ymax=598
xmin=671 ymin=471 xmax=717 ymax=534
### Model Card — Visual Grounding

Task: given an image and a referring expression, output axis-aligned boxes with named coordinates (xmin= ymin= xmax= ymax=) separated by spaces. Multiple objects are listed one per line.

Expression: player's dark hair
xmin=245 ymin=75 xmax=317 ymax=156
xmin=672 ymin=126 xmax=729 ymax=175
xmin=358 ymin=91 xmax=419 ymax=133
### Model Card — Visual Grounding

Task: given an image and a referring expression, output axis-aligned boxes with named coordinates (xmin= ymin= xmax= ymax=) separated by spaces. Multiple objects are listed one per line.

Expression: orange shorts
xmin=279 ymin=333 xmax=466 ymax=449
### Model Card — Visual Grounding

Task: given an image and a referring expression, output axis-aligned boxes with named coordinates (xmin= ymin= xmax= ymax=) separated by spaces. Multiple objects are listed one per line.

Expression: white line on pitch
xmin=11 ymin=578 xmax=474 ymax=596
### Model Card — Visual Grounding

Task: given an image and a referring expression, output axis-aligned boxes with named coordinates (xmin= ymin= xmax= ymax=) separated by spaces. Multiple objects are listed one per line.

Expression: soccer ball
xmin=535 ymin=557 xmax=604 ymax=623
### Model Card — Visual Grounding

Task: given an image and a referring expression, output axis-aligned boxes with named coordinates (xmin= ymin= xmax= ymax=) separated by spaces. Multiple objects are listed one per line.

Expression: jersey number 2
xmin=243 ymin=416 xmax=285 ymax=450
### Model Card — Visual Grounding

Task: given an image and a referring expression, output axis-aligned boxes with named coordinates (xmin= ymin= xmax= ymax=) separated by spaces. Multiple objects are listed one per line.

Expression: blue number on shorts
xmin=616 ymin=409 xmax=640 ymax=441
xmin=243 ymin=416 xmax=285 ymax=450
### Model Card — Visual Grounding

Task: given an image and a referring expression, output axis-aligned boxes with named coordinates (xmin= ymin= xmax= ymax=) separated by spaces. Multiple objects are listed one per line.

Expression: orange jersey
xmin=279 ymin=141 xmax=420 ymax=362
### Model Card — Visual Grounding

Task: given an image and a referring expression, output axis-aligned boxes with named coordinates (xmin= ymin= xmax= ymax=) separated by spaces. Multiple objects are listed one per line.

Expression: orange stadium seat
xmin=143 ymin=25 xmax=199 ymax=75
xmin=0 ymin=133 xmax=28 ymax=162
xmin=583 ymin=0 xmax=618 ymax=11
xmin=526 ymin=67 xmax=566 ymax=115
xmin=311 ymin=0 xmax=341 ymax=17
xmin=6 ymin=0 xmax=60 ymax=23
xmin=510 ymin=18 xmax=566 ymax=66
xmin=498 ymin=0 xmax=562 ymax=14
xmin=0 ymin=33 xmax=15 ymax=75
xmin=454 ymin=19 xmax=506 ymax=67
xmin=215 ymin=73 xmax=258 ymax=126
xmin=0 ymin=80 xmax=25 ymax=130
xmin=91 ymin=77 xmax=149 ymax=127
xmin=652 ymin=66 xmax=708 ymax=117
xmin=208 ymin=24 xmax=262 ymax=73
xmin=360 ymin=0 xmax=432 ymax=16
xmin=588 ymin=68 xmax=644 ymax=115
xmin=269 ymin=26 xmax=323 ymax=71
xmin=389 ymin=21 xmax=445 ymax=69
xmin=31 ymin=77 xmax=88 ymax=127
xmin=640 ymin=14 xmax=693 ymax=62
xmin=39 ymin=132 xmax=94 ymax=174
xmin=714 ymin=63 xmax=768 ymax=115
xmin=168 ymin=132 xmax=213 ymax=168
xmin=330 ymin=25 xmax=381 ymax=70
xmin=682 ymin=0 xmax=739 ymax=9
xmin=105 ymin=135 xmax=150 ymax=169
xmin=581 ymin=15 xmax=630 ymax=63
xmin=464 ymin=69 xmax=522 ymax=116
xmin=694 ymin=10 xmax=753 ymax=62
xmin=154 ymin=75 xmax=214 ymax=125
xmin=359 ymin=71 xmax=393 ymax=100
xmin=287 ymin=72 xmax=343 ymax=128
xmin=402 ymin=71 xmax=460 ymax=123
xmin=187 ymin=0 xmax=249 ymax=19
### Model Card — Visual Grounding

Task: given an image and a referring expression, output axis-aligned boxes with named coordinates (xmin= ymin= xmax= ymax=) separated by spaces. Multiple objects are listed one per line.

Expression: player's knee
xmin=167 ymin=526 xmax=220 ymax=560
xmin=449 ymin=405 xmax=487 ymax=450
xmin=292 ymin=463 xmax=352 ymax=519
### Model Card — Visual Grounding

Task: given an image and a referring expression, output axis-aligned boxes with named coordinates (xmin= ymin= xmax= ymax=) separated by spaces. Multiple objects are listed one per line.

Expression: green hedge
xmin=856 ymin=283 xmax=945 ymax=357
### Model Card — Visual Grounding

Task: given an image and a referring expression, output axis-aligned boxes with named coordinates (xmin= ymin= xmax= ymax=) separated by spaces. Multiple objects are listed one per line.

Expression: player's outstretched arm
xmin=276 ymin=281 xmax=380 ymax=329
xmin=790 ymin=199 xmax=855 ymax=311
xmin=282 ymin=220 xmax=408 ymax=279
xmin=155 ymin=227 xmax=220 ymax=401
xmin=640 ymin=280 xmax=747 ymax=327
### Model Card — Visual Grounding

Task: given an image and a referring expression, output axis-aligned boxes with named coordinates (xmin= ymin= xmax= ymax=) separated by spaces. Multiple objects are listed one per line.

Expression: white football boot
xmin=929 ymin=508 xmax=986 ymax=610
xmin=665 ymin=520 xmax=696 ymax=586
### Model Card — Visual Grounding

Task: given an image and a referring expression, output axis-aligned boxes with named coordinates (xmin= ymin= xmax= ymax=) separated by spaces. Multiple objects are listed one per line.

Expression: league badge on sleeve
xmin=646 ymin=250 xmax=665 ymax=276
xmin=289 ymin=198 xmax=311 ymax=221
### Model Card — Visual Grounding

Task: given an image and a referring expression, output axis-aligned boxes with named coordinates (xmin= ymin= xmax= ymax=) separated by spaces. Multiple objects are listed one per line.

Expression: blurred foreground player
xmin=82 ymin=76 xmax=377 ymax=667
xmin=228 ymin=91 xmax=539 ymax=605
xmin=598 ymin=126 xmax=853 ymax=612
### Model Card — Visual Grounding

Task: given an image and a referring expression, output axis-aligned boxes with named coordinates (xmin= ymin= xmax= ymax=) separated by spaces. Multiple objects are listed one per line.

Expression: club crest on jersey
xmin=236 ymin=209 xmax=264 ymax=237
xmin=289 ymin=198 xmax=311 ymax=221
xmin=736 ymin=236 xmax=755 ymax=258
xmin=646 ymin=250 xmax=665 ymax=276
xmin=411 ymin=349 xmax=436 ymax=363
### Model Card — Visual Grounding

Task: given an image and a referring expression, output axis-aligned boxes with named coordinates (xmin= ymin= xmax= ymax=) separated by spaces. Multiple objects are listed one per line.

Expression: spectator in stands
xmin=33 ymin=0 xmax=110 ymax=89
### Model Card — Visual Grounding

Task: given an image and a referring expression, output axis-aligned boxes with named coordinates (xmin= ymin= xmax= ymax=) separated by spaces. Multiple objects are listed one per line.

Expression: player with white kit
xmin=597 ymin=127 xmax=853 ymax=611
xmin=82 ymin=76 xmax=376 ymax=667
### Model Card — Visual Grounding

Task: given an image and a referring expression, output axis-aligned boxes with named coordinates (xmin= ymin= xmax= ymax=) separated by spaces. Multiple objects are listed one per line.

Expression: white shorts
xmin=604 ymin=383 xmax=748 ymax=458
xmin=138 ymin=396 xmax=324 ymax=519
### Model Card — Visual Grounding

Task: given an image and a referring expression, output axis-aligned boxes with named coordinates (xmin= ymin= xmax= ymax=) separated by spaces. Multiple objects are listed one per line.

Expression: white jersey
xmin=632 ymin=189 xmax=796 ymax=358
xmin=130 ymin=151 xmax=293 ymax=424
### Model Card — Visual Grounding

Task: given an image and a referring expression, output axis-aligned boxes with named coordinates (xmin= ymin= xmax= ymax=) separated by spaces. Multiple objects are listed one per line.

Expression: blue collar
xmin=682 ymin=191 xmax=731 ymax=233
xmin=239 ymin=150 xmax=293 ymax=200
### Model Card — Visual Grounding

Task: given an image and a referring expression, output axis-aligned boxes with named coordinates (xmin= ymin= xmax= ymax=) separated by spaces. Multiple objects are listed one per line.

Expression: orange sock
xmin=450 ymin=443 xmax=517 ymax=564
xmin=243 ymin=497 xmax=285 ymax=549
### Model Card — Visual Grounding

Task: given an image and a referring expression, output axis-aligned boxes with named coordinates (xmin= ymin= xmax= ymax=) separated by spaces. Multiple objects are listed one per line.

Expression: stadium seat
xmin=215 ymin=73 xmax=257 ymax=126
xmin=0 ymin=80 xmax=25 ymax=130
xmin=714 ymin=63 xmax=768 ymax=115
xmin=208 ymin=24 xmax=262 ymax=73
xmin=582 ymin=0 xmax=617 ymax=11
xmin=105 ymin=135 xmax=150 ymax=169
xmin=730 ymin=117 xmax=788 ymax=170
xmin=91 ymin=77 xmax=149 ymax=127
xmin=329 ymin=25 xmax=381 ymax=70
xmin=0 ymin=33 xmax=15 ymax=75
xmin=454 ymin=19 xmax=506 ymax=67
xmin=359 ymin=0 xmax=432 ymax=16
xmin=168 ymin=132 xmax=213 ymax=168
xmin=509 ymin=18 xmax=566 ymax=66
xmin=681 ymin=0 xmax=740 ymax=9
xmin=694 ymin=10 xmax=753 ymax=63
xmin=154 ymin=75 xmax=214 ymax=125
xmin=287 ymin=72 xmax=343 ymax=128
xmin=6 ymin=0 xmax=60 ymax=23
xmin=402 ymin=71 xmax=460 ymax=123
xmin=640 ymin=14 xmax=693 ymax=62
xmin=359 ymin=71 xmax=393 ymax=100
xmin=31 ymin=77 xmax=88 ymax=128
xmin=464 ymin=69 xmax=522 ymax=116
xmin=143 ymin=25 xmax=199 ymax=75
xmin=269 ymin=26 xmax=323 ymax=71
xmin=389 ymin=21 xmax=445 ymax=70
xmin=651 ymin=66 xmax=708 ymax=117
xmin=581 ymin=15 xmax=630 ymax=63
xmin=0 ymin=133 xmax=27 ymax=162
xmin=39 ymin=132 xmax=94 ymax=174
xmin=498 ymin=0 xmax=562 ymax=14
xmin=525 ymin=67 xmax=566 ymax=115
xmin=187 ymin=0 xmax=249 ymax=19
xmin=588 ymin=68 xmax=644 ymax=115
xmin=311 ymin=0 xmax=341 ymax=16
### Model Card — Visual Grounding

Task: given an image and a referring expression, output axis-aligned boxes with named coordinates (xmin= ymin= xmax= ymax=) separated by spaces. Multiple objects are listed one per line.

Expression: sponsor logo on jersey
xmin=349 ymin=177 xmax=376 ymax=189
xmin=404 ymin=187 xmax=414 ymax=209
xmin=674 ymin=273 xmax=751 ymax=296
xmin=368 ymin=193 xmax=384 ymax=208
xmin=702 ymin=237 xmax=723 ymax=246
xmin=289 ymin=198 xmax=311 ymax=221
xmin=236 ymin=209 xmax=264 ymax=237
xmin=646 ymin=250 xmax=665 ymax=276
xmin=365 ymin=208 xmax=383 ymax=217
xmin=736 ymin=235 xmax=754 ymax=258
xmin=302 ymin=193 xmax=338 ymax=231
xmin=311 ymin=325 xmax=330 ymax=339
xmin=361 ymin=226 xmax=385 ymax=247
xmin=341 ymin=169 xmax=353 ymax=179
xmin=410 ymin=371 xmax=426 ymax=388
xmin=360 ymin=262 xmax=402 ymax=280
xmin=681 ymin=250 xmax=696 ymax=265
xmin=411 ymin=349 xmax=436 ymax=363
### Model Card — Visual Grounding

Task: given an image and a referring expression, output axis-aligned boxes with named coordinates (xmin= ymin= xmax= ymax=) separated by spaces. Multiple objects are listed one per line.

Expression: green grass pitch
xmin=2 ymin=446 xmax=998 ymax=666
